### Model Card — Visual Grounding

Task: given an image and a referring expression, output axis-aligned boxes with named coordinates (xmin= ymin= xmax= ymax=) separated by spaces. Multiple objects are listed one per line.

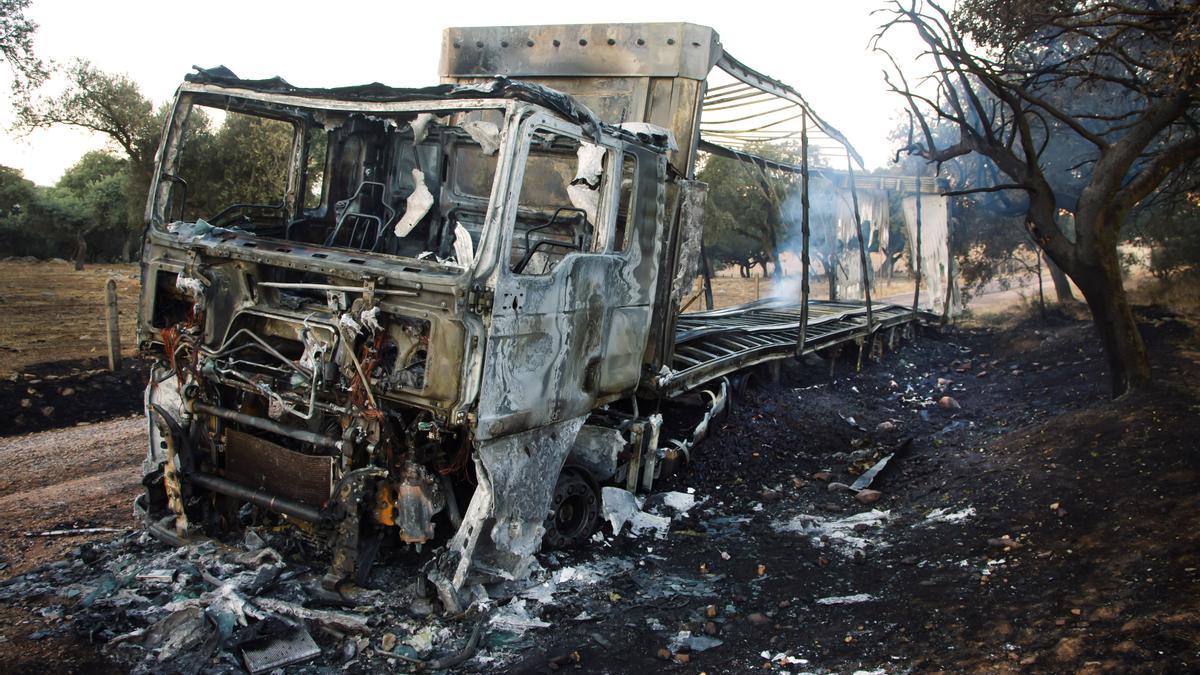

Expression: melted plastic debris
xmin=410 ymin=113 xmax=439 ymax=144
xmin=815 ymin=593 xmax=876 ymax=605
xmin=488 ymin=599 xmax=550 ymax=635
xmin=452 ymin=222 xmax=475 ymax=266
xmin=567 ymin=141 xmax=605 ymax=224
xmin=923 ymin=506 xmax=976 ymax=524
xmin=394 ymin=169 xmax=434 ymax=237
xmin=600 ymin=487 xmax=671 ymax=539
xmin=773 ymin=509 xmax=890 ymax=556
xmin=338 ymin=312 xmax=362 ymax=336
xmin=657 ymin=491 xmax=697 ymax=516
xmin=669 ymin=630 xmax=723 ymax=653
xmin=618 ymin=122 xmax=679 ymax=151
xmin=461 ymin=120 xmax=500 ymax=155
xmin=174 ymin=275 xmax=205 ymax=297
xmin=360 ymin=306 xmax=383 ymax=333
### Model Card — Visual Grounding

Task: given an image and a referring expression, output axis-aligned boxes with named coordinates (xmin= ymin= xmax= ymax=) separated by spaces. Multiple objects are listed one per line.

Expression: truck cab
xmin=137 ymin=63 xmax=694 ymax=605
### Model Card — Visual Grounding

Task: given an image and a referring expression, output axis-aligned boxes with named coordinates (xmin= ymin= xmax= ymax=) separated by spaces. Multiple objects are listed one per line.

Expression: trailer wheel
xmin=542 ymin=468 xmax=599 ymax=550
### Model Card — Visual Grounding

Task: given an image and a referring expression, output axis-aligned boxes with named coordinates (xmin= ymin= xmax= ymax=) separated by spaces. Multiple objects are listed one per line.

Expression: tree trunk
xmin=1067 ymin=244 xmax=1151 ymax=397
xmin=1046 ymin=257 xmax=1075 ymax=303
xmin=73 ymin=235 xmax=87 ymax=271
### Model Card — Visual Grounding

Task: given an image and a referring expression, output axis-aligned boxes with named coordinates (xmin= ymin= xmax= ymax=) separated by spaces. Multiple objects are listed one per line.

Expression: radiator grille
xmin=223 ymin=429 xmax=334 ymax=507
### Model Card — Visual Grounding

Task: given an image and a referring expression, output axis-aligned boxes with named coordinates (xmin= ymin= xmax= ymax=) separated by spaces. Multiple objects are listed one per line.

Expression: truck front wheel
xmin=542 ymin=468 xmax=599 ymax=550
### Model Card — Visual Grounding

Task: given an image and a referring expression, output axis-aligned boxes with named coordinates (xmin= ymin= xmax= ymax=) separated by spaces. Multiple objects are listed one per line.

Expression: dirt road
xmin=0 ymin=417 xmax=144 ymax=576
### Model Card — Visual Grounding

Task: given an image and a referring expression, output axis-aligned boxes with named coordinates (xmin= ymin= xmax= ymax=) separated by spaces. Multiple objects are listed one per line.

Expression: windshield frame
xmin=147 ymin=85 xmax=518 ymax=277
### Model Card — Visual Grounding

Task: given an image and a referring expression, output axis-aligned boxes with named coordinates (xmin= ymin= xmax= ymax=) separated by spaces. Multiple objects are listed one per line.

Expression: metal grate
xmin=241 ymin=626 xmax=321 ymax=674
xmin=224 ymin=429 xmax=334 ymax=507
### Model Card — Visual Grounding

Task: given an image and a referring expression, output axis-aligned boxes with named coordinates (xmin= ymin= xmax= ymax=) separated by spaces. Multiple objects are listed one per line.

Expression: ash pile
xmin=0 ymin=488 xmax=703 ymax=673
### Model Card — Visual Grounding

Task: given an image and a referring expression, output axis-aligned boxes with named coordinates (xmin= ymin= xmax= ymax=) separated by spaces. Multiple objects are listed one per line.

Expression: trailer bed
xmin=656 ymin=299 xmax=934 ymax=396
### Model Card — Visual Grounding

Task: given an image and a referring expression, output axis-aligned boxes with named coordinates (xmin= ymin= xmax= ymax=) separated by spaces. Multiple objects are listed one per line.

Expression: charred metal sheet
xmin=668 ymin=180 xmax=707 ymax=314
xmin=432 ymin=415 xmax=586 ymax=609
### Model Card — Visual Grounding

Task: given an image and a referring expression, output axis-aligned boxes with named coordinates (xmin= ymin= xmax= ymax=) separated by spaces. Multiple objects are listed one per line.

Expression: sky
xmin=0 ymin=0 xmax=928 ymax=186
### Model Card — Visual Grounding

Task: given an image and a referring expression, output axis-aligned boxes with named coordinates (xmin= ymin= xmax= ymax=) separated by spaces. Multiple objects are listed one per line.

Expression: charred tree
xmin=878 ymin=0 xmax=1200 ymax=397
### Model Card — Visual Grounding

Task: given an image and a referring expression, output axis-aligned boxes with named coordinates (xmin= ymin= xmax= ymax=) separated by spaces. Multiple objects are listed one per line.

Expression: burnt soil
xmin=0 ymin=306 xmax=1197 ymax=673
xmin=0 ymin=358 xmax=149 ymax=437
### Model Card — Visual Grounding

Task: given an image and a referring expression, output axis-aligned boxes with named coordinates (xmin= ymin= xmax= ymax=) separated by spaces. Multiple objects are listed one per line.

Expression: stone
xmin=855 ymin=489 xmax=883 ymax=504
xmin=811 ymin=471 xmax=832 ymax=482
xmin=703 ymin=621 xmax=719 ymax=636
xmin=381 ymin=632 xmax=397 ymax=652
xmin=1053 ymin=637 xmax=1084 ymax=662
xmin=938 ymin=396 xmax=961 ymax=410
xmin=987 ymin=536 xmax=1023 ymax=550
xmin=656 ymin=648 xmax=672 ymax=660
xmin=876 ymin=421 xmax=896 ymax=433
xmin=827 ymin=482 xmax=853 ymax=493
xmin=747 ymin=612 xmax=771 ymax=626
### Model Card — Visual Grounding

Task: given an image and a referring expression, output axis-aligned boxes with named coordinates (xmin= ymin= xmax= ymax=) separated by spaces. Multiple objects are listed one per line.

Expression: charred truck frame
xmin=137 ymin=23 xmax=941 ymax=608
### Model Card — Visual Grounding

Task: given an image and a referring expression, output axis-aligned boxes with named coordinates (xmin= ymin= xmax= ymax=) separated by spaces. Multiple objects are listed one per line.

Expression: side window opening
xmin=510 ymin=128 xmax=608 ymax=276
xmin=613 ymin=152 xmax=637 ymax=252
xmin=302 ymin=126 xmax=328 ymax=212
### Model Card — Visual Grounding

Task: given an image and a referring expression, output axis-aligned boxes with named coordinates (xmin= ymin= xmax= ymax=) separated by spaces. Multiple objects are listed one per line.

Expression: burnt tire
xmin=542 ymin=468 xmax=599 ymax=550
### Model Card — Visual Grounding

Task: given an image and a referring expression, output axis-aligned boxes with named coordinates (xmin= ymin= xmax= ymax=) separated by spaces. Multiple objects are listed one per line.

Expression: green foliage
xmin=0 ymin=152 xmax=130 ymax=260
xmin=697 ymin=143 xmax=800 ymax=275
xmin=16 ymin=59 xmax=158 ymax=167
xmin=177 ymin=109 xmax=295 ymax=221
xmin=1128 ymin=196 xmax=1200 ymax=282
xmin=7 ymin=62 xmax=298 ymax=261
xmin=0 ymin=0 xmax=45 ymax=90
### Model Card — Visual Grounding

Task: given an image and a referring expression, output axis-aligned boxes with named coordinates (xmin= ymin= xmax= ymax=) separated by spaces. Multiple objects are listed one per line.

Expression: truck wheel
xmin=542 ymin=468 xmax=599 ymax=550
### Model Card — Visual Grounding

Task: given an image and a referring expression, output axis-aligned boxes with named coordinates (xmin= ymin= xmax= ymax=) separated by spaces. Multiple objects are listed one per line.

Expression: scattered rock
xmin=703 ymin=621 xmax=719 ymax=636
xmin=811 ymin=471 xmax=833 ymax=482
xmin=875 ymin=421 xmax=896 ymax=433
xmin=938 ymin=396 xmax=961 ymax=410
xmin=40 ymin=406 xmax=54 ymax=417
xmin=1090 ymin=604 xmax=1123 ymax=621
xmin=19 ymin=399 xmax=31 ymax=408
xmin=855 ymin=489 xmax=883 ymax=504
xmin=381 ymin=632 xmax=397 ymax=652
xmin=747 ymin=612 xmax=771 ymax=626
xmin=656 ymin=647 xmax=672 ymax=660
xmin=827 ymin=482 xmax=853 ymax=493
xmin=1053 ymin=636 xmax=1084 ymax=662
xmin=409 ymin=597 xmax=434 ymax=617
xmin=705 ymin=604 xmax=718 ymax=618
xmin=987 ymin=536 xmax=1024 ymax=550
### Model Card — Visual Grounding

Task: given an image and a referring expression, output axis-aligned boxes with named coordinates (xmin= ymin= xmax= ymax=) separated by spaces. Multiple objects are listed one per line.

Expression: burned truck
xmin=137 ymin=23 xmax=934 ymax=608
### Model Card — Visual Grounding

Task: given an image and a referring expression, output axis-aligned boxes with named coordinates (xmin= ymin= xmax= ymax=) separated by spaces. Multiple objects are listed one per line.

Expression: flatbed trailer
xmin=659 ymin=299 xmax=934 ymax=397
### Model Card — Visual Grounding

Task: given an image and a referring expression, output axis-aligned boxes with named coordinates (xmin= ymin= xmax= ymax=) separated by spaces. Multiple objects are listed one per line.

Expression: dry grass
xmin=0 ymin=260 xmax=141 ymax=376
